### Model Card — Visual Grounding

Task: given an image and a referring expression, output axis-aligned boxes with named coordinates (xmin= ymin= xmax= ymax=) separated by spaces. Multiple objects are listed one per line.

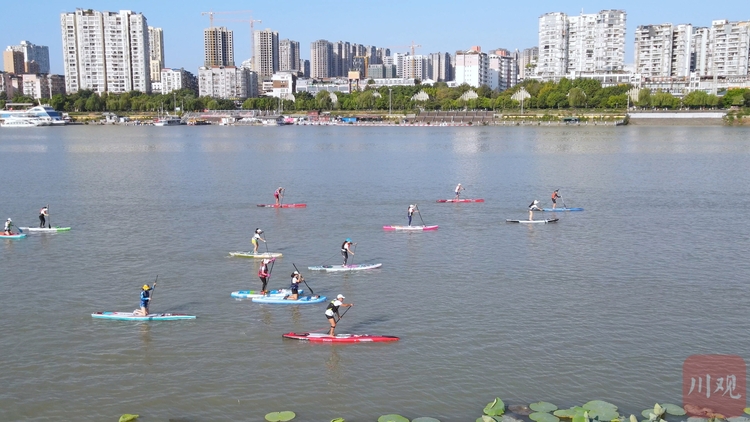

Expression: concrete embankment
xmin=627 ymin=112 xmax=726 ymax=126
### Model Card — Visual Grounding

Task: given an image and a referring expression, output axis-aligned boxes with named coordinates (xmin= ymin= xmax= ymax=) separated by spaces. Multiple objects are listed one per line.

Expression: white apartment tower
xmin=537 ymin=12 xmax=568 ymax=76
xmin=454 ymin=48 xmax=489 ymax=88
xmin=279 ymin=39 xmax=300 ymax=72
xmin=198 ymin=66 xmax=256 ymax=98
xmin=519 ymin=47 xmax=538 ymax=80
xmin=710 ymin=19 xmax=750 ymax=77
xmin=595 ymin=10 xmax=626 ymax=71
xmin=310 ymin=40 xmax=332 ymax=79
xmin=671 ymin=24 xmax=693 ymax=77
xmin=567 ymin=13 xmax=598 ymax=72
xmin=634 ymin=24 xmax=675 ymax=77
xmin=204 ymin=27 xmax=234 ymax=67
xmin=60 ymin=8 xmax=151 ymax=94
xmin=11 ymin=40 xmax=50 ymax=73
xmin=254 ymin=29 xmax=279 ymax=78
xmin=149 ymin=26 xmax=164 ymax=82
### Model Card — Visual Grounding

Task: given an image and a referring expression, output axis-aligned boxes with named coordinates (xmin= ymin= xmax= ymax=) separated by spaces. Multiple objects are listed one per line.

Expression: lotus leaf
xmin=484 ymin=398 xmax=506 ymax=417
xmin=378 ymin=415 xmax=410 ymax=422
xmin=119 ymin=415 xmax=139 ymax=422
xmin=662 ymin=404 xmax=686 ymax=416
xmin=590 ymin=408 xmax=620 ymax=421
xmin=413 ymin=418 xmax=441 ymax=422
xmin=745 ymin=409 xmax=750 ymax=416
xmin=531 ymin=412 xmax=561 ymax=422
xmin=477 ymin=417 xmax=500 ymax=422
xmin=641 ymin=410 xmax=652 ymax=419
xmin=572 ymin=413 xmax=587 ymax=422
xmin=554 ymin=409 xmax=579 ymax=419
xmin=630 ymin=414 xmax=638 ymax=422
xmin=510 ymin=405 xmax=534 ymax=416
xmin=653 ymin=404 xmax=665 ymax=417
xmin=265 ymin=411 xmax=296 ymax=422
xmin=531 ymin=402 xmax=559 ymax=413
xmin=584 ymin=401 xmax=618 ymax=413
xmin=331 ymin=419 xmax=345 ymax=422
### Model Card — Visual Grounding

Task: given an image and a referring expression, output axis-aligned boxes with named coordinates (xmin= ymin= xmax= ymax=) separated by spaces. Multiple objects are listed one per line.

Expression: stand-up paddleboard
xmin=18 ymin=226 xmax=72 ymax=232
xmin=0 ymin=233 xmax=26 ymax=239
xmin=505 ymin=219 xmax=559 ymax=224
xmin=542 ymin=207 xmax=584 ymax=212
xmin=91 ymin=311 xmax=196 ymax=321
xmin=307 ymin=263 xmax=382 ymax=272
xmin=231 ymin=289 xmax=302 ymax=299
xmin=383 ymin=225 xmax=439 ymax=231
xmin=252 ymin=295 xmax=326 ymax=304
xmin=282 ymin=332 xmax=400 ymax=343
xmin=229 ymin=251 xmax=283 ymax=258
xmin=436 ymin=199 xmax=484 ymax=203
xmin=256 ymin=204 xmax=307 ymax=208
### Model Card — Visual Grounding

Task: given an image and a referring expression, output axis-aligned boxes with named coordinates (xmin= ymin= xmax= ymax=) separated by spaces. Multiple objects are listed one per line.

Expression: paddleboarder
xmin=4 ymin=218 xmax=15 ymax=235
xmin=274 ymin=187 xmax=284 ymax=206
xmin=529 ymin=200 xmax=542 ymax=220
xmin=39 ymin=206 xmax=49 ymax=228
xmin=341 ymin=238 xmax=355 ymax=266
xmin=326 ymin=294 xmax=353 ymax=336
xmin=551 ymin=190 xmax=561 ymax=209
xmin=135 ymin=284 xmax=154 ymax=316
xmin=251 ymin=228 xmax=265 ymax=254
xmin=286 ymin=270 xmax=303 ymax=300
xmin=407 ymin=204 xmax=418 ymax=226
xmin=454 ymin=183 xmax=464 ymax=200
xmin=258 ymin=257 xmax=275 ymax=294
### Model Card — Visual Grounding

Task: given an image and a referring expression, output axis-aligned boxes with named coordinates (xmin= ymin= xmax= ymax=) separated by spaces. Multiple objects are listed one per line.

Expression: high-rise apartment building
xmin=488 ymin=49 xmax=519 ymax=91
xmin=279 ymin=39 xmax=300 ymax=72
xmin=428 ymin=52 xmax=452 ymax=82
xmin=634 ymin=24 xmax=675 ymax=77
xmin=254 ymin=29 xmax=279 ymax=78
xmin=204 ymin=26 xmax=234 ymax=67
xmin=9 ymin=41 xmax=50 ymax=73
xmin=3 ymin=49 xmax=24 ymax=74
xmin=455 ymin=47 xmax=489 ymax=88
xmin=537 ymin=12 xmax=568 ymax=76
xmin=60 ymin=8 xmax=151 ymax=94
xmin=149 ymin=27 xmax=164 ymax=82
xmin=161 ymin=68 xmax=197 ymax=94
xmin=519 ymin=47 xmax=538 ymax=80
xmin=595 ymin=10 xmax=626 ymax=72
xmin=198 ymin=66 xmax=256 ymax=98
xmin=310 ymin=40 xmax=332 ymax=79
xmin=709 ymin=19 xmax=750 ymax=77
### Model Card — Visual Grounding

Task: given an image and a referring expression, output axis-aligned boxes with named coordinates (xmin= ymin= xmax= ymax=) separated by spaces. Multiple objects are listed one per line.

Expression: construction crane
xmin=200 ymin=10 xmax=254 ymax=28
xmin=387 ymin=41 xmax=422 ymax=79
xmin=215 ymin=17 xmax=262 ymax=70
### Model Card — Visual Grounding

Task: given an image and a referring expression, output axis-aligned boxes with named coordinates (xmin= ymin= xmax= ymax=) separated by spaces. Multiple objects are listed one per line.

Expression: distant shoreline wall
xmin=628 ymin=112 xmax=726 ymax=126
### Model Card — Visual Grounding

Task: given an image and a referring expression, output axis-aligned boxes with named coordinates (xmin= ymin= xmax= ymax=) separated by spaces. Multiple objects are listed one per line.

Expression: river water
xmin=0 ymin=124 xmax=749 ymax=422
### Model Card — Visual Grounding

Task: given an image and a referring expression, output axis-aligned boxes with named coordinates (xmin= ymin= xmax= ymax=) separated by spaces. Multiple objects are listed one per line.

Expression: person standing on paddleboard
xmin=454 ymin=183 xmax=464 ymax=200
xmin=286 ymin=270 xmax=303 ymax=300
xmin=251 ymin=228 xmax=265 ymax=254
xmin=274 ymin=187 xmax=284 ymax=206
xmin=258 ymin=257 xmax=275 ymax=294
xmin=39 ymin=206 xmax=49 ymax=228
xmin=407 ymin=204 xmax=418 ymax=226
xmin=341 ymin=238 xmax=355 ymax=266
xmin=529 ymin=200 xmax=542 ymax=220
xmin=4 ymin=218 xmax=15 ymax=235
xmin=551 ymin=190 xmax=561 ymax=209
xmin=326 ymin=294 xmax=353 ymax=336
xmin=136 ymin=284 xmax=153 ymax=316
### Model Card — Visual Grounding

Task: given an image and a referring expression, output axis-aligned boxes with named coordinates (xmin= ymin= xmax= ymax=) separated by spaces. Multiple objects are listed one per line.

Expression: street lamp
xmin=388 ymin=88 xmax=392 ymax=116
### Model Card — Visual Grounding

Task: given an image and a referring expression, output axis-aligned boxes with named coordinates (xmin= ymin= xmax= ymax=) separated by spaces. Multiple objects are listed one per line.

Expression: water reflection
xmin=139 ymin=323 xmax=151 ymax=346
xmin=325 ymin=347 xmax=342 ymax=381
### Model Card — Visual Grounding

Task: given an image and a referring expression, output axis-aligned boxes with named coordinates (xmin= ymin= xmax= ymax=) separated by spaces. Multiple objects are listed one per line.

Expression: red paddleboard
xmin=436 ymin=199 xmax=484 ymax=203
xmin=257 ymin=204 xmax=307 ymax=208
xmin=282 ymin=332 xmax=399 ymax=343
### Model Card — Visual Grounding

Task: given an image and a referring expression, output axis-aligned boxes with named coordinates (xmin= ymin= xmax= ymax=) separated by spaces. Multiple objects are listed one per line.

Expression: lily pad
xmin=531 ymin=412 xmax=561 ymax=422
xmin=554 ymin=409 xmax=579 ymax=419
xmin=745 ymin=409 xmax=750 ymax=416
xmin=531 ymin=402 xmax=559 ymax=413
xmin=630 ymin=415 xmax=638 ymax=422
xmin=379 ymin=415 xmax=409 ymax=422
xmin=413 ymin=418 xmax=441 ymax=422
xmin=265 ymin=411 xmax=296 ymax=422
xmin=119 ymin=415 xmax=139 ymax=422
xmin=572 ymin=413 xmax=587 ymax=422
xmin=662 ymin=404 xmax=686 ymax=416
xmin=510 ymin=405 xmax=534 ymax=416
xmin=584 ymin=401 xmax=618 ymax=413
xmin=653 ymin=404 xmax=665 ymax=418
xmin=477 ymin=417 xmax=500 ymax=422
xmin=331 ymin=419 xmax=345 ymax=422
xmin=484 ymin=398 xmax=506 ymax=417
xmin=590 ymin=408 xmax=620 ymax=421
xmin=642 ymin=410 xmax=653 ymax=419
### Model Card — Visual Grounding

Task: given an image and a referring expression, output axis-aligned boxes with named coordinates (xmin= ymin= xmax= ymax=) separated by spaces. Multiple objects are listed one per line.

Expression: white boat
xmin=0 ymin=103 xmax=66 ymax=125
xmin=153 ymin=115 xmax=182 ymax=126
xmin=0 ymin=116 xmax=47 ymax=127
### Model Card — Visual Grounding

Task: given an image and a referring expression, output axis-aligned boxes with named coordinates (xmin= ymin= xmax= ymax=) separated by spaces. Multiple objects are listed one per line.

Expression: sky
xmin=3 ymin=0 xmax=749 ymax=75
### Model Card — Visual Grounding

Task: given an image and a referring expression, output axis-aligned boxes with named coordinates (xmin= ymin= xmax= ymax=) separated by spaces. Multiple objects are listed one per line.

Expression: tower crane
xmin=387 ymin=41 xmax=422 ymax=79
xmin=215 ymin=17 xmax=262 ymax=70
xmin=200 ymin=10 xmax=254 ymax=28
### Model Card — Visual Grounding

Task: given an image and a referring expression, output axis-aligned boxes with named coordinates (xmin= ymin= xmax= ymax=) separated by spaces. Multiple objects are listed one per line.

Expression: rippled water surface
xmin=1 ymin=125 xmax=750 ymax=421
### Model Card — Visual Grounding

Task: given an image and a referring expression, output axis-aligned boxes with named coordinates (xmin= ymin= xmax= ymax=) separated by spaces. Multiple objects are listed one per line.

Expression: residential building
xmin=368 ymin=64 xmax=385 ymax=79
xmin=489 ymin=50 xmax=519 ymax=91
xmin=402 ymin=55 xmax=428 ymax=80
xmin=0 ymin=71 xmax=23 ymax=98
xmin=709 ymin=19 xmax=750 ymax=77
xmin=692 ymin=27 xmax=711 ymax=76
xmin=254 ymin=29 xmax=279 ymax=78
xmin=310 ymin=40 xmax=332 ymax=79
xmin=198 ymin=66 xmax=256 ymax=99
xmin=299 ymin=59 xmax=310 ymax=78
xmin=671 ymin=24 xmax=693 ymax=77
xmin=454 ymin=47 xmax=489 ymax=88
xmin=634 ymin=24 xmax=674 ymax=77
xmin=204 ymin=26 xmax=234 ymax=67
xmin=161 ymin=68 xmax=197 ymax=94
xmin=594 ymin=10 xmax=626 ymax=72
xmin=537 ymin=12 xmax=568 ymax=76
xmin=60 ymin=8 xmax=151 ymax=94
xmin=279 ymin=39 xmax=300 ymax=72
xmin=3 ymin=49 xmax=24 ymax=74
xmin=268 ymin=71 xmax=296 ymax=98
xmin=21 ymin=73 xmax=66 ymax=99
xmin=429 ymin=52 xmax=452 ymax=82
xmin=519 ymin=47 xmax=538 ymax=80
xmin=9 ymin=40 xmax=50 ymax=73
xmin=149 ymin=27 xmax=164 ymax=82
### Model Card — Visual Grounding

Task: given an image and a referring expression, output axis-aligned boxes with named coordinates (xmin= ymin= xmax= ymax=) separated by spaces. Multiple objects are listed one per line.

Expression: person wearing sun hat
xmin=341 ymin=238 xmax=355 ymax=266
xmin=325 ymin=294 xmax=353 ymax=336
xmin=135 ymin=284 xmax=154 ymax=316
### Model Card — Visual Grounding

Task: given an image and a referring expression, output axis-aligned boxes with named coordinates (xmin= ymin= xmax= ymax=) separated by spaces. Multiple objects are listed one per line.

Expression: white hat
xmin=6 ymin=218 xmax=10 ymax=221
xmin=533 ymin=200 xmax=539 ymax=204
xmin=262 ymin=259 xmax=271 ymax=264
xmin=336 ymin=294 xmax=345 ymax=300
xmin=293 ymin=270 xmax=299 ymax=275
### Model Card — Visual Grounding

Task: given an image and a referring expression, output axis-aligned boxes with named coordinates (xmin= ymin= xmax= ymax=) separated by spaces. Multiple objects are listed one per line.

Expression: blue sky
xmin=4 ymin=0 xmax=748 ymax=74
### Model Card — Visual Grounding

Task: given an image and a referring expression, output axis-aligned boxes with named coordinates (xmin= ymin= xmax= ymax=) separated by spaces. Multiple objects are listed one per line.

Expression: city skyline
xmin=1 ymin=0 xmax=748 ymax=75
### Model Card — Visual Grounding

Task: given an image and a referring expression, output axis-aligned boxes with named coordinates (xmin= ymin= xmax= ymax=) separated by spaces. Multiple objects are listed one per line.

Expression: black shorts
xmin=551 ymin=198 xmax=557 ymax=204
xmin=291 ymin=286 xmax=299 ymax=294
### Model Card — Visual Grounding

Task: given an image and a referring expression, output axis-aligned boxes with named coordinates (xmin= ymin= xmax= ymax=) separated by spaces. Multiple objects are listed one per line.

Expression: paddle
xmin=47 ymin=203 xmax=51 ymax=229
xmin=148 ymin=275 xmax=158 ymax=313
xmin=263 ymin=233 xmax=269 ymax=253
xmin=15 ymin=222 xmax=23 ymax=234
xmin=561 ymin=196 xmax=567 ymax=209
xmin=336 ymin=305 xmax=351 ymax=323
xmin=349 ymin=243 xmax=357 ymax=266
xmin=292 ymin=263 xmax=313 ymax=295
xmin=415 ymin=204 xmax=426 ymax=226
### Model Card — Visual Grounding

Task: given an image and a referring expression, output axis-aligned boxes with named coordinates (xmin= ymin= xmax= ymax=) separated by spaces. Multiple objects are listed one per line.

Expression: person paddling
xmin=4 ymin=218 xmax=15 ymax=235
xmin=325 ymin=294 xmax=353 ymax=336
xmin=251 ymin=228 xmax=265 ymax=254
xmin=341 ymin=238 xmax=355 ymax=266
xmin=39 ymin=206 xmax=49 ymax=228
xmin=258 ymin=257 xmax=275 ymax=294
xmin=136 ymin=284 xmax=154 ymax=316
xmin=407 ymin=204 xmax=418 ymax=226
xmin=454 ymin=183 xmax=464 ymax=200
xmin=551 ymin=190 xmax=561 ymax=209
xmin=286 ymin=270 xmax=303 ymax=300
xmin=529 ymin=200 xmax=542 ymax=220
xmin=274 ymin=187 xmax=284 ymax=206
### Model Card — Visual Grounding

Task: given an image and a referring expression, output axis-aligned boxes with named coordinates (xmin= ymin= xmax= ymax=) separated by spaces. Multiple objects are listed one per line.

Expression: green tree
xmin=315 ymin=90 xmax=332 ymax=110
xmin=637 ymin=88 xmax=652 ymax=108
xmin=568 ymin=87 xmax=586 ymax=108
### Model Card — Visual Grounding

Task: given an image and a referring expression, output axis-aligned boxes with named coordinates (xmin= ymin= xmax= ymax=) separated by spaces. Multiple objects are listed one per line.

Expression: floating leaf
xmin=413 ymin=418 xmax=441 ymax=422
xmin=745 ymin=409 xmax=750 ymax=416
xmin=484 ymin=398 xmax=506 ymax=417
xmin=630 ymin=415 xmax=638 ymax=422
xmin=584 ymin=401 xmax=618 ymax=413
xmin=641 ymin=410 xmax=652 ymax=419
xmin=590 ymin=408 xmax=620 ymax=421
xmin=119 ymin=415 xmax=139 ymax=422
xmin=510 ymin=405 xmax=534 ymax=416
xmin=531 ymin=412 xmax=561 ymax=422
xmin=653 ymin=404 xmax=665 ymax=417
xmin=265 ymin=411 xmax=296 ymax=422
xmin=554 ymin=409 xmax=578 ymax=419
xmin=330 ymin=419 xmax=345 ymax=422
xmin=662 ymin=404 xmax=686 ymax=416
xmin=531 ymin=402 xmax=559 ymax=413
xmin=573 ymin=413 xmax=587 ymax=422
xmin=477 ymin=417 xmax=500 ymax=422
xmin=378 ymin=415 xmax=409 ymax=422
